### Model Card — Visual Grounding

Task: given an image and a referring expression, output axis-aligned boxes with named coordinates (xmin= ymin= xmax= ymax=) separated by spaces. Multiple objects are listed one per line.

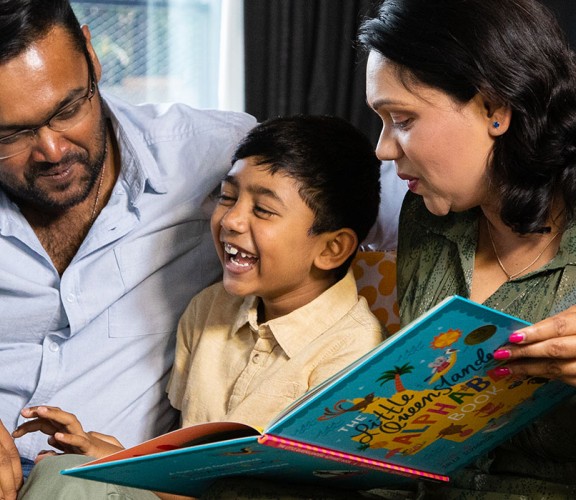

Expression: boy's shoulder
xmin=193 ymin=280 xmax=240 ymax=301
xmin=299 ymin=270 xmax=382 ymax=336
xmin=186 ymin=281 xmax=246 ymax=320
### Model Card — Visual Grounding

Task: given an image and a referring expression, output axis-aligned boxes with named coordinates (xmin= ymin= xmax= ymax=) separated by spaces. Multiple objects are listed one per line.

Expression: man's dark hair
xmin=359 ymin=0 xmax=576 ymax=234
xmin=0 ymin=0 xmax=87 ymax=63
xmin=232 ymin=115 xmax=381 ymax=279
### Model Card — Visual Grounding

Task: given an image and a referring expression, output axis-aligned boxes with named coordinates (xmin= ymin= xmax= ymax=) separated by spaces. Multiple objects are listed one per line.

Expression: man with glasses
xmin=0 ymin=0 xmax=255 ymax=497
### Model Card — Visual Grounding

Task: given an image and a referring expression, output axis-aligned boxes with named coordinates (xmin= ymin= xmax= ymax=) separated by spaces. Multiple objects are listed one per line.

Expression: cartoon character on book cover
xmin=318 ymin=323 xmax=548 ymax=459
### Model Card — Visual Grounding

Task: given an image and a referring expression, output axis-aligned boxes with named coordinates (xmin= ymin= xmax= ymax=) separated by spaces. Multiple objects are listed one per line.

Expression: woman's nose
xmin=375 ymin=126 xmax=403 ymax=161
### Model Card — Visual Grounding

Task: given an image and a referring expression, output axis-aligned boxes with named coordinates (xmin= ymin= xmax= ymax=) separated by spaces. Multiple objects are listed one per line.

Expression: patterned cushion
xmin=351 ymin=251 xmax=400 ymax=334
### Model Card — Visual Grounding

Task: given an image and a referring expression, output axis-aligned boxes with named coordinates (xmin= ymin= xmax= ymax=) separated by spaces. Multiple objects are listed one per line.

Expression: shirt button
xmin=65 ymin=294 xmax=76 ymax=303
xmin=49 ymin=342 xmax=59 ymax=352
xmin=252 ymin=353 xmax=260 ymax=364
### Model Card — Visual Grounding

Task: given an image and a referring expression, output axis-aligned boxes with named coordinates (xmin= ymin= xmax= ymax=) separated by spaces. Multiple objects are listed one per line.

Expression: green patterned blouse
xmin=397 ymin=192 xmax=576 ymax=499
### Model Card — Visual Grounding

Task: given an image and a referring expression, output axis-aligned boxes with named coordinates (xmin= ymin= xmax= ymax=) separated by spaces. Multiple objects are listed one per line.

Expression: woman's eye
xmin=392 ymin=118 xmax=413 ymax=130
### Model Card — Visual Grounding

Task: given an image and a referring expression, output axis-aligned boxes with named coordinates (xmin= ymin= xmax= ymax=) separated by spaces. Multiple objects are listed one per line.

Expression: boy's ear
xmin=314 ymin=229 xmax=358 ymax=271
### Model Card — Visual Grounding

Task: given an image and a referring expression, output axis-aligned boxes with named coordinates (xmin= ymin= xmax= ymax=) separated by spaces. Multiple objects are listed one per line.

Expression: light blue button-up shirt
xmin=0 ymin=93 xmax=256 ymax=460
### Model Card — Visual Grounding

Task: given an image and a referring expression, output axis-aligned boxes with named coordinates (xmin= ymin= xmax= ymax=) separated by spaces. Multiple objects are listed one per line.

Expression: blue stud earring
xmin=493 ymin=121 xmax=500 ymax=129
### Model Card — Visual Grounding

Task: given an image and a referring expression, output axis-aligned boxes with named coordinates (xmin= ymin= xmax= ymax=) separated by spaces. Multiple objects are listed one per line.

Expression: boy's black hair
xmin=232 ymin=115 xmax=381 ymax=280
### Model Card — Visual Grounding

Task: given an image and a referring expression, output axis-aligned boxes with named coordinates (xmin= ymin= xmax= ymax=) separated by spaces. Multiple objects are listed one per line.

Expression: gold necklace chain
xmin=486 ymin=219 xmax=560 ymax=281
xmin=90 ymin=162 xmax=106 ymax=223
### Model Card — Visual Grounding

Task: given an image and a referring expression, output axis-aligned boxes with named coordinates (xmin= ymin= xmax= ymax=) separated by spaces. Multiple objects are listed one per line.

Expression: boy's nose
xmin=220 ymin=205 xmax=248 ymax=233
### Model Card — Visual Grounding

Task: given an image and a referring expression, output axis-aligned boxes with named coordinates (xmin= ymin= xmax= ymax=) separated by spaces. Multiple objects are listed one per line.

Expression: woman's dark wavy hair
xmin=232 ymin=115 xmax=381 ymax=280
xmin=359 ymin=0 xmax=576 ymax=233
xmin=0 ymin=0 xmax=92 ymax=70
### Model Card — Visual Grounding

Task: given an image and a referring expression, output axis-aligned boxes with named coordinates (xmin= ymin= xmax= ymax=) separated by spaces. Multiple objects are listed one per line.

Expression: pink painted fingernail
xmin=509 ymin=332 xmax=525 ymax=343
xmin=493 ymin=367 xmax=512 ymax=377
xmin=493 ymin=349 xmax=511 ymax=360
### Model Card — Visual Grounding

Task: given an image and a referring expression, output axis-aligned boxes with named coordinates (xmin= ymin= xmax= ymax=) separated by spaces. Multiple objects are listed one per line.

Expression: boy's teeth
xmin=224 ymin=243 xmax=257 ymax=259
xmin=225 ymin=243 xmax=238 ymax=255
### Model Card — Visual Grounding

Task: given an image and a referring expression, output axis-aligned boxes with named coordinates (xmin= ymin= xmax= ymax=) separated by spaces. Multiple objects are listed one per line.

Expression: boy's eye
xmin=217 ymin=193 xmax=236 ymax=205
xmin=253 ymin=205 xmax=275 ymax=218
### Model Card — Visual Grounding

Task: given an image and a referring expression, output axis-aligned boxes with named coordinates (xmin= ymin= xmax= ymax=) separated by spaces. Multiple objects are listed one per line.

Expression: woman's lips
xmin=398 ymin=173 xmax=419 ymax=192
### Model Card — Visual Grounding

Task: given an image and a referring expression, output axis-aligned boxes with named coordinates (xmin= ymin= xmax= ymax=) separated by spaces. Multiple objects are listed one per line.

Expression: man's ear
xmin=314 ymin=229 xmax=358 ymax=271
xmin=81 ymin=25 xmax=103 ymax=83
xmin=484 ymin=98 xmax=512 ymax=136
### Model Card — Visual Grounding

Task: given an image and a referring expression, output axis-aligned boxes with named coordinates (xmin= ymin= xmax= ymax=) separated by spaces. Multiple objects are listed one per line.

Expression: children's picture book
xmin=62 ymin=296 xmax=576 ymax=496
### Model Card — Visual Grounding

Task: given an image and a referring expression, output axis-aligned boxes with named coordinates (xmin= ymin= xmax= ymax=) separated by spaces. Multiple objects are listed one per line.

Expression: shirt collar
xmin=102 ymin=93 xmax=167 ymax=201
xmin=548 ymin=220 xmax=576 ymax=269
xmin=229 ymin=270 xmax=359 ymax=358
xmin=409 ymin=192 xmax=576 ymax=276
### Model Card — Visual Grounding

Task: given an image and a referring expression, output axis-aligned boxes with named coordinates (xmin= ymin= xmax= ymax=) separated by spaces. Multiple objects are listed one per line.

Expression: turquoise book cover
xmin=62 ymin=296 xmax=576 ymax=495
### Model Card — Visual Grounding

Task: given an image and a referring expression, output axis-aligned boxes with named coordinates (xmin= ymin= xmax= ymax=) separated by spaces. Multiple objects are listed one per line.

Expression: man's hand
xmin=0 ymin=419 xmax=22 ymax=500
xmin=13 ymin=406 xmax=124 ymax=460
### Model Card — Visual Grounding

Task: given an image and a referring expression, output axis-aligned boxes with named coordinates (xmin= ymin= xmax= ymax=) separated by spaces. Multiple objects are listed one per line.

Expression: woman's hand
xmin=12 ymin=406 xmax=124 ymax=461
xmin=493 ymin=305 xmax=576 ymax=386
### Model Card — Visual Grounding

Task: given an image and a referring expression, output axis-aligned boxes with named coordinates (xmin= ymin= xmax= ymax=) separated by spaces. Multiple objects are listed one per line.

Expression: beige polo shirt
xmin=167 ymin=270 xmax=383 ymax=430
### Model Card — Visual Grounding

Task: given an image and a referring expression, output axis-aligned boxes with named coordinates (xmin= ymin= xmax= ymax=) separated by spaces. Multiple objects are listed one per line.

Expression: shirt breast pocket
xmin=108 ymin=219 xmax=219 ymax=338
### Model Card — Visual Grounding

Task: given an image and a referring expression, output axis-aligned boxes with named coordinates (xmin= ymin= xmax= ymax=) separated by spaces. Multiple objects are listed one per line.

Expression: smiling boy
xmin=169 ymin=115 xmax=384 ymax=429
xmin=15 ymin=115 xmax=384 ymax=500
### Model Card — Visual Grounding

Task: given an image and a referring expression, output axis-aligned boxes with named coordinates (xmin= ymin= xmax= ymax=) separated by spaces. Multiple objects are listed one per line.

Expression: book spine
xmin=258 ymin=434 xmax=449 ymax=482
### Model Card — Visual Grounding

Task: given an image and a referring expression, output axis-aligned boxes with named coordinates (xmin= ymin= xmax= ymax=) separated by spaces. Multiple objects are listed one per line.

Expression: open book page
xmin=83 ymin=421 xmax=260 ymax=465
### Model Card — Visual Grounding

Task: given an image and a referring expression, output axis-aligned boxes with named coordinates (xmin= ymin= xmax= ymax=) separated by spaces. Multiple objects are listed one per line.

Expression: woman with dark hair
xmin=359 ymin=0 xmax=576 ymax=497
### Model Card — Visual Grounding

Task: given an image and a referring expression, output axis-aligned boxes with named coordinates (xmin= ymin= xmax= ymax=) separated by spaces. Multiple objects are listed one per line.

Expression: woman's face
xmin=366 ymin=51 xmax=499 ymax=216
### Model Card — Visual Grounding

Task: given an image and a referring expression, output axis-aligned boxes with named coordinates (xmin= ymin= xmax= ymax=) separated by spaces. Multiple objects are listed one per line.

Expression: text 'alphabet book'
xmin=62 ymin=296 xmax=575 ymax=496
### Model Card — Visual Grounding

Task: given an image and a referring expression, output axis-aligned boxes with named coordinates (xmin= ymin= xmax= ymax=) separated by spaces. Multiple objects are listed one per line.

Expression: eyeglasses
xmin=0 ymin=73 xmax=96 ymax=160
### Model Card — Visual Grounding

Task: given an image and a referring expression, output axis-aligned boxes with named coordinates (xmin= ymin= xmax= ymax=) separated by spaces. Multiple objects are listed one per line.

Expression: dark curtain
xmin=243 ymin=0 xmax=381 ymax=144
xmin=541 ymin=0 xmax=576 ymax=48
xmin=243 ymin=1 xmax=576 ymax=146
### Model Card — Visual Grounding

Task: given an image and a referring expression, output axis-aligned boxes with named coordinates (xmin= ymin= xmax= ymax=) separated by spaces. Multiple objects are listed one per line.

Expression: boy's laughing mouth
xmin=224 ymin=242 xmax=259 ymax=269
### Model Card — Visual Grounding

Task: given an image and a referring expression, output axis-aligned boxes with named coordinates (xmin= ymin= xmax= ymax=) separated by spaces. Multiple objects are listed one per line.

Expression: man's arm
xmin=0 ymin=420 xmax=22 ymax=500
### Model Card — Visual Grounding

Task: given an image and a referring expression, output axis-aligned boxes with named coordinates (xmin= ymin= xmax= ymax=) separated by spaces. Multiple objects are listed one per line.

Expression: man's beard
xmin=0 ymin=105 xmax=108 ymax=213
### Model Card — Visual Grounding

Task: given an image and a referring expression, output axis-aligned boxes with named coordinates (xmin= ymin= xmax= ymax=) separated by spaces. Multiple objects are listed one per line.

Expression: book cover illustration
xmin=267 ymin=296 xmax=576 ymax=477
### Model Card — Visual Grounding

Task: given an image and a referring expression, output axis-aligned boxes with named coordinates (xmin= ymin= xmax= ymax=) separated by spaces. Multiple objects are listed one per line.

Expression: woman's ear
xmin=314 ymin=229 xmax=358 ymax=271
xmin=484 ymin=99 xmax=512 ymax=136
